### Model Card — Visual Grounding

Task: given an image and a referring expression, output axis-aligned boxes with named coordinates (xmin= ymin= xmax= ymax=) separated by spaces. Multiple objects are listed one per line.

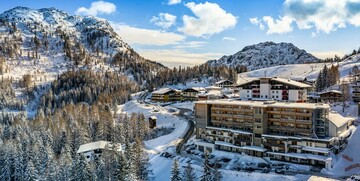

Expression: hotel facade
xmin=194 ymin=100 xmax=352 ymax=168
xmin=236 ymin=77 xmax=311 ymax=102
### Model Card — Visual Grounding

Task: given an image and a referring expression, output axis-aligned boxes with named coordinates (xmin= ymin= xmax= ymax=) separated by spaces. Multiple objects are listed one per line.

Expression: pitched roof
xmin=271 ymin=77 xmax=312 ymax=88
xmin=236 ymin=77 xmax=311 ymax=88
xmin=77 ymin=141 xmax=111 ymax=153
xmin=215 ymin=79 xmax=233 ymax=85
xmin=318 ymin=90 xmax=342 ymax=95
xmin=183 ymin=87 xmax=206 ymax=92
xmin=77 ymin=141 xmax=123 ymax=154
xmin=328 ymin=112 xmax=351 ymax=128
xmin=152 ymin=88 xmax=179 ymax=94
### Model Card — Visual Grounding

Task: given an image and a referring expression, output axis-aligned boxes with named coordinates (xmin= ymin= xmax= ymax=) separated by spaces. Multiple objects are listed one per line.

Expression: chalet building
xmin=353 ymin=80 xmax=360 ymax=102
xmin=214 ymin=80 xmax=234 ymax=88
xmin=77 ymin=141 xmax=123 ymax=162
xmin=318 ymin=90 xmax=342 ymax=102
xmin=151 ymin=88 xmax=181 ymax=102
xmin=182 ymin=87 xmax=206 ymax=101
xmin=198 ymin=86 xmax=224 ymax=101
xmin=194 ymin=100 xmax=353 ymax=168
xmin=236 ymin=77 xmax=311 ymax=102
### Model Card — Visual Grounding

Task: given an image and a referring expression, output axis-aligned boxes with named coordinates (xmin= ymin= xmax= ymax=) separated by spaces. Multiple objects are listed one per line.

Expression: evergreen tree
xmin=183 ymin=163 xmax=196 ymax=181
xmin=171 ymin=159 xmax=182 ymax=181
xmin=200 ymin=152 xmax=212 ymax=181
xmin=70 ymin=154 xmax=91 ymax=180
xmin=212 ymin=160 xmax=222 ymax=181
xmin=315 ymin=70 xmax=323 ymax=92
xmin=322 ymin=65 xmax=330 ymax=89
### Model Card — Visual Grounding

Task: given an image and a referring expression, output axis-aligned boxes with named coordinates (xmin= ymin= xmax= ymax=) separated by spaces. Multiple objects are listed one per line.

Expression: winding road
xmin=175 ymin=107 xmax=195 ymax=154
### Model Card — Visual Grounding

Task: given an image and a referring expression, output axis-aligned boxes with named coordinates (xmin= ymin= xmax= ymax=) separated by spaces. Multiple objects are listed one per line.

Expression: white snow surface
xmin=238 ymin=54 xmax=360 ymax=82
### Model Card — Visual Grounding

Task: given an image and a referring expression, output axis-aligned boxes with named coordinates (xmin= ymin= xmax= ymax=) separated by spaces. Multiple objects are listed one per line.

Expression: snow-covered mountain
xmin=207 ymin=41 xmax=320 ymax=70
xmin=0 ymin=6 xmax=164 ymax=81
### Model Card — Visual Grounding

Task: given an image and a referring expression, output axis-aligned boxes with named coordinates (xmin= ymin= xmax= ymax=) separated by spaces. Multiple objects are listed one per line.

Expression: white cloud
xmin=151 ymin=13 xmax=177 ymax=29
xmin=251 ymin=0 xmax=360 ymax=34
xmin=174 ymin=41 xmax=207 ymax=49
xmin=262 ymin=16 xmax=293 ymax=34
xmin=139 ymin=49 xmax=222 ymax=67
xmin=222 ymin=37 xmax=236 ymax=41
xmin=249 ymin=17 xmax=264 ymax=30
xmin=76 ymin=1 xmax=116 ymax=16
xmin=168 ymin=0 xmax=181 ymax=5
xmin=178 ymin=2 xmax=237 ymax=37
xmin=110 ymin=22 xmax=185 ymax=46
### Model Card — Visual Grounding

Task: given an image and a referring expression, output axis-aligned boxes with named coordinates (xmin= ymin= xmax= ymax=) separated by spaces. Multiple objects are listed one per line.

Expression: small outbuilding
xmin=77 ymin=141 xmax=123 ymax=162
xmin=149 ymin=116 xmax=157 ymax=129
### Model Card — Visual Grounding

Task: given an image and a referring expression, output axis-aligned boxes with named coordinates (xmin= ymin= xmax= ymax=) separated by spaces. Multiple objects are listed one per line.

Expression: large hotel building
xmin=194 ymin=100 xmax=352 ymax=168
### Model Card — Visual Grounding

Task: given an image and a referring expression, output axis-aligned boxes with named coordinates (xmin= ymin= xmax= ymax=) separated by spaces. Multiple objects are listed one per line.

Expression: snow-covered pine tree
xmin=212 ymin=159 xmax=222 ymax=181
xmin=183 ymin=162 xmax=196 ymax=181
xmin=70 ymin=154 xmax=91 ymax=180
xmin=0 ymin=144 xmax=13 ymax=181
xmin=171 ymin=159 xmax=182 ymax=181
xmin=200 ymin=152 xmax=212 ymax=181
xmin=111 ymin=152 xmax=127 ymax=181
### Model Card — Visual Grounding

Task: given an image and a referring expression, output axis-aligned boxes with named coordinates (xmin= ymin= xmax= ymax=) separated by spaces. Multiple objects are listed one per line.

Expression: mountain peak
xmin=208 ymin=41 xmax=320 ymax=71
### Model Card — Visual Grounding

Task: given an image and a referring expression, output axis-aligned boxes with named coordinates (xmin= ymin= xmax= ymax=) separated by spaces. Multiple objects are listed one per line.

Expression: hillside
xmin=207 ymin=41 xmax=320 ymax=71
xmin=0 ymin=6 xmax=165 ymax=84
xmin=238 ymin=54 xmax=360 ymax=83
xmin=0 ymin=6 xmax=166 ymax=118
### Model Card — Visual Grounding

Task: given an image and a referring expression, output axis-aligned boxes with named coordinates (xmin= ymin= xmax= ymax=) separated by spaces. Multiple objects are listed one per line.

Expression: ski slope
xmin=238 ymin=54 xmax=360 ymax=82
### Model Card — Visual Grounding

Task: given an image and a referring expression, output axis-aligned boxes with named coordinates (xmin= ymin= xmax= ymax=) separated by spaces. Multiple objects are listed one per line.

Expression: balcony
xmin=263 ymin=141 xmax=285 ymax=148
xmin=269 ymin=118 xmax=281 ymax=122
xmin=268 ymin=110 xmax=281 ymax=114
xmin=295 ymin=112 xmax=312 ymax=117
xmin=296 ymin=119 xmax=312 ymax=124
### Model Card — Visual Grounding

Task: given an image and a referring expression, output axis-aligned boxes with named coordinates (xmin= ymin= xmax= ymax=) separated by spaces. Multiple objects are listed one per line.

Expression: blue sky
xmin=1 ymin=0 xmax=360 ymax=67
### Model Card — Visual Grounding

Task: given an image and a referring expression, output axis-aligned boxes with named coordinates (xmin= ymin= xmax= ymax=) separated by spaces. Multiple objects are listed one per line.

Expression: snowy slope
xmin=0 ymin=7 xmax=165 ymax=117
xmin=238 ymin=54 xmax=360 ymax=82
xmin=207 ymin=42 xmax=320 ymax=70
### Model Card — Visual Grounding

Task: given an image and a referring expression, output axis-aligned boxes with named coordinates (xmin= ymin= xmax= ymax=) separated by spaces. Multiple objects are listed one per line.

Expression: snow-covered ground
xmin=117 ymin=94 xmax=188 ymax=155
xmin=238 ymin=54 xmax=360 ymax=82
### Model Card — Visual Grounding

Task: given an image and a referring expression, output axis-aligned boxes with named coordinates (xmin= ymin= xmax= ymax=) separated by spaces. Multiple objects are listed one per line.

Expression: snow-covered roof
xmin=271 ymin=77 xmax=312 ymax=88
xmin=77 ymin=141 xmax=112 ymax=153
xmin=318 ymin=90 xmax=342 ymax=95
xmin=183 ymin=87 xmax=206 ymax=92
xmin=152 ymin=88 xmax=179 ymax=95
xmin=267 ymin=152 xmax=328 ymax=161
xmin=194 ymin=139 xmax=214 ymax=147
xmin=302 ymin=146 xmax=330 ymax=154
xmin=207 ymin=126 xmax=252 ymax=135
xmin=205 ymin=86 xmax=222 ymax=90
xmin=236 ymin=77 xmax=312 ymax=88
xmin=198 ymin=90 xmax=222 ymax=97
xmin=240 ymin=146 xmax=267 ymax=152
xmin=149 ymin=116 xmax=157 ymax=120
xmin=195 ymin=99 xmax=330 ymax=109
xmin=215 ymin=141 xmax=242 ymax=149
xmin=214 ymin=141 xmax=267 ymax=152
xmin=215 ymin=80 xmax=233 ymax=85
xmin=328 ymin=112 xmax=351 ymax=128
